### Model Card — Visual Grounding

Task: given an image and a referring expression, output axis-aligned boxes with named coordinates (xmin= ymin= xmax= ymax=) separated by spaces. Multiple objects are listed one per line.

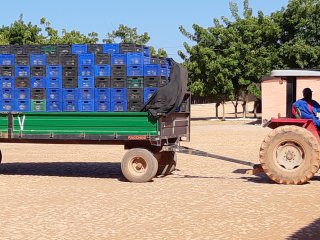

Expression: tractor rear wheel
xmin=259 ymin=125 xmax=320 ymax=184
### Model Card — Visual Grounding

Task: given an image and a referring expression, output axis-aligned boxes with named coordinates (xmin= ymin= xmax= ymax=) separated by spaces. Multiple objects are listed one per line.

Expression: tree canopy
xmin=179 ymin=0 xmax=320 ymax=118
xmin=0 ymin=15 xmax=166 ymax=56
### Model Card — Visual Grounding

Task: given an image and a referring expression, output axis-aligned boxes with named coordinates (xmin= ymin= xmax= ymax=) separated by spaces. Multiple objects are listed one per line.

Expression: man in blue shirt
xmin=292 ymin=88 xmax=320 ymax=128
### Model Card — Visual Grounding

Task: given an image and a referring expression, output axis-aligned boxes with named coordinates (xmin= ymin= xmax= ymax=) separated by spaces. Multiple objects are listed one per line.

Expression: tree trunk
xmin=232 ymin=100 xmax=238 ymax=118
xmin=215 ymin=102 xmax=220 ymax=119
xmin=222 ymin=101 xmax=226 ymax=121
xmin=253 ymin=101 xmax=257 ymax=118
xmin=253 ymin=100 xmax=260 ymax=118
xmin=242 ymin=100 xmax=247 ymax=118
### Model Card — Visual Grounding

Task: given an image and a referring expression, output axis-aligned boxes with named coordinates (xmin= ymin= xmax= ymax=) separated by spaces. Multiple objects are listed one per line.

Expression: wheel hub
xmin=276 ymin=143 xmax=304 ymax=170
xmin=130 ymin=157 xmax=147 ymax=174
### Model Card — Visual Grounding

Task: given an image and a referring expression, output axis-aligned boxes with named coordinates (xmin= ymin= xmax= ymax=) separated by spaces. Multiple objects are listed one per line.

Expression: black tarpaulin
xmin=141 ymin=59 xmax=188 ymax=118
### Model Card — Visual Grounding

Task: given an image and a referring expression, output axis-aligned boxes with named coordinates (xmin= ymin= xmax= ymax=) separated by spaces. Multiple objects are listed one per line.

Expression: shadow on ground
xmin=0 ymin=162 xmax=126 ymax=180
xmin=245 ymin=119 xmax=262 ymax=125
xmin=234 ymin=168 xmax=320 ymax=185
xmin=233 ymin=168 xmax=275 ymax=184
xmin=288 ymin=217 xmax=320 ymax=240
xmin=191 ymin=117 xmax=217 ymax=121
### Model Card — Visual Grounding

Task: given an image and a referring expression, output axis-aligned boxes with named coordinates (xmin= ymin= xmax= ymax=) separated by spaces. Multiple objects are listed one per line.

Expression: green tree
xmin=40 ymin=18 xmax=98 ymax=44
xmin=104 ymin=24 xmax=167 ymax=57
xmin=179 ymin=22 xmax=235 ymax=119
xmin=179 ymin=0 xmax=280 ymax=118
xmin=225 ymin=2 xmax=281 ymax=116
xmin=272 ymin=0 xmax=320 ymax=69
xmin=0 ymin=14 xmax=44 ymax=45
xmin=104 ymin=24 xmax=150 ymax=45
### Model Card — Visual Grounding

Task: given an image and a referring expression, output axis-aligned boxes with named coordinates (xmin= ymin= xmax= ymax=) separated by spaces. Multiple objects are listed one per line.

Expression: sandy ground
xmin=0 ymin=102 xmax=319 ymax=240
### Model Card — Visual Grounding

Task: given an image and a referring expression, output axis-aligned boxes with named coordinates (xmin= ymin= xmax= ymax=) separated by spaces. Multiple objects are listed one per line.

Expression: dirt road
xmin=0 ymin=103 xmax=319 ymax=240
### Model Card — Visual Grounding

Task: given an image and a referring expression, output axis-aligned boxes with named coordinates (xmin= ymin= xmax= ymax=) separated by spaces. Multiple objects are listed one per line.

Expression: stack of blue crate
xmin=78 ymin=51 xmax=95 ymax=112
xmin=0 ymin=43 xmax=170 ymax=112
xmin=0 ymin=53 xmax=14 ymax=111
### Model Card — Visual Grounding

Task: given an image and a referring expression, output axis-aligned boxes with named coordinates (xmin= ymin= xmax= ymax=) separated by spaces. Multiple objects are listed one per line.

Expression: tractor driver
xmin=292 ymin=87 xmax=320 ymax=128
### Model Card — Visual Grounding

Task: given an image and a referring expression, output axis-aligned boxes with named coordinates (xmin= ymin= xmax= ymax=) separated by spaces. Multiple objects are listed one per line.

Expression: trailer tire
xmin=121 ymin=148 xmax=158 ymax=183
xmin=259 ymin=125 xmax=320 ymax=184
xmin=156 ymin=151 xmax=177 ymax=176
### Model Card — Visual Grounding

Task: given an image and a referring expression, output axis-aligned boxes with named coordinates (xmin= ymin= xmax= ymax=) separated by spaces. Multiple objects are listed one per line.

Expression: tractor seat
xmin=292 ymin=105 xmax=302 ymax=119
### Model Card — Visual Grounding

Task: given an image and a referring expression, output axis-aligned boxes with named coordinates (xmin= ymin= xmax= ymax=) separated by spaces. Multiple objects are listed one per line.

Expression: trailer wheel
xmin=259 ymin=125 xmax=320 ymax=184
xmin=121 ymin=148 xmax=158 ymax=183
xmin=156 ymin=151 xmax=177 ymax=176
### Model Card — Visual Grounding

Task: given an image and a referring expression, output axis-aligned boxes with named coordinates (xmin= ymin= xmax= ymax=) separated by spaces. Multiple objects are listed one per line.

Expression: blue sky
xmin=0 ymin=0 xmax=289 ymax=60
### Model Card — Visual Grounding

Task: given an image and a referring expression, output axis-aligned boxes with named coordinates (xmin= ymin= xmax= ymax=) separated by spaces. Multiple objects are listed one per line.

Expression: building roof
xmin=271 ymin=70 xmax=320 ymax=77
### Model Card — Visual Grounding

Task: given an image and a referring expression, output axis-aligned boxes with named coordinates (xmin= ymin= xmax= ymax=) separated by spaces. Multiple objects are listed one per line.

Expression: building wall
xmin=261 ymin=77 xmax=287 ymax=123
xmin=296 ymin=77 xmax=320 ymax=101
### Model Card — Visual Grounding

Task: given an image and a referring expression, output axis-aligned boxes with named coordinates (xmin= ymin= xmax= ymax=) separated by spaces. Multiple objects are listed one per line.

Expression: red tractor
xmin=258 ymin=70 xmax=320 ymax=184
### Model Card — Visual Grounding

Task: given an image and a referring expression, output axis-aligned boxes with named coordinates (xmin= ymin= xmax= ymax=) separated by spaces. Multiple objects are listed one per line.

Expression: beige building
xmin=261 ymin=70 xmax=320 ymax=124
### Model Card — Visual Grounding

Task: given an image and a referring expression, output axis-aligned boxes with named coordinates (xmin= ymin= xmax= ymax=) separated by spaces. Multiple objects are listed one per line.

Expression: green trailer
xmin=0 ymin=103 xmax=190 ymax=182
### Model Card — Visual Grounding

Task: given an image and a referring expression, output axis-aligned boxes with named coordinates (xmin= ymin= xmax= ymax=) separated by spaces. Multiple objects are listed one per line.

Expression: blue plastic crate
xmin=15 ymin=88 xmax=30 ymax=100
xmin=0 ymin=100 xmax=13 ymax=111
xmin=46 ymin=66 xmax=62 ymax=78
xmin=0 ymin=54 xmax=14 ymax=66
xmin=103 ymin=44 xmax=120 ymax=54
xmin=94 ymin=101 xmax=110 ymax=112
xmin=30 ymin=54 xmax=46 ymax=66
xmin=127 ymin=65 xmax=143 ymax=76
xmin=111 ymin=54 xmax=126 ymax=65
xmin=63 ymin=89 xmax=79 ymax=101
xmin=1 ymin=89 xmax=13 ymax=99
xmin=110 ymin=88 xmax=127 ymax=102
xmin=143 ymin=46 xmax=151 ymax=56
xmin=0 ymin=77 xmax=14 ymax=88
xmin=144 ymin=88 xmax=158 ymax=103
xmin=95 ymin=88 xmax=110 ymax=101
xmin=79 ymin=100 xmax=94 ymax=112
xmin=47 ymin=100 xmax=62 ymax=112
xmin=72 ymin=44 xmax=88 ymax=54
xmin=78 ymin=54 xmax=94 ymax=65
xmin=47 ymin=77 xmax=62 ymax=89
xmin=144 ymin=64 xmax=161 ymax=76
xmin=79 ymin=65 xmax=94 ymax=77
xmin=127 ymin=53 xmax=144 ymax=65
xmin=144 ymin=57 xmax=151 ymax=64
xmin=14 ymin=100 xmax=30 ymax=112
xmin=62 ymin=100 xmax=78 ymax=112
xmin=31 ymin=77 xmax=46 ymax=88
xmin=46 ymin=89 xmax=62 ymax=101
xmin=111 ymin=101 xmax=127 ymax=112
xmin=79 ymin=88 xmax=94 ymax=100
xmin=161 ymin=65 xmax=168 ymax=77
xmin=15 ymin=66 xmax=30 ymax=77
xmin=94 ymin=65 xmax=110 ymax=77
xmin=78 ymin=77 xmax=94 ymax=88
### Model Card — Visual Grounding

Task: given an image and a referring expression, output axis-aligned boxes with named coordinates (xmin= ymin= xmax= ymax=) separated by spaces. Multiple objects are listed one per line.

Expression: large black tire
xmin=155 ymin=151 xmax=177 ymax=176
xmin=121 ymin=148 xmax=158 ymax=183
xmin=259 ymin=125 xmax=320 ymax=184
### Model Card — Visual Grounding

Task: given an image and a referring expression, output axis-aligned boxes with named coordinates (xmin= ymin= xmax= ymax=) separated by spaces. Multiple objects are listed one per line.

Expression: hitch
xmin=163 ymin=145 xmax=261 ymax=169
